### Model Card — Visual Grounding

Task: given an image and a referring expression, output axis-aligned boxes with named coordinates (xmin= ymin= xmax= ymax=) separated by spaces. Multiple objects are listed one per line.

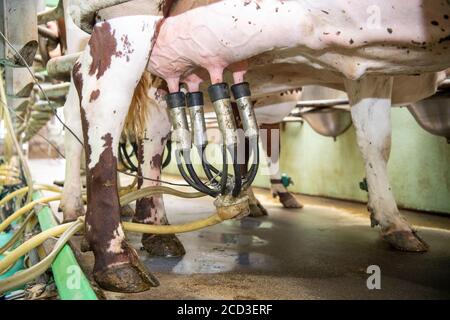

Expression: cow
xmin=58 ymin=0 xmax=449 ymax=292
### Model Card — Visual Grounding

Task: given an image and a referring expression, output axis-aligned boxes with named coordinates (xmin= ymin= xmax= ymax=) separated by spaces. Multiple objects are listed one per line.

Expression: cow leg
xmin=246 ymin=186 xmax=268 ymax=217
xmin=345 ymin=76 xmax=428 ymax=252
xmin=73 ymin=17 xmax=159 ymax=292
xmin=132 ymin=89 xmax=185 ymax=257
xmin=261 ymin=123 xmax=303 ymax=209
xmin=60 ymin=82 xmax=85 ymax=222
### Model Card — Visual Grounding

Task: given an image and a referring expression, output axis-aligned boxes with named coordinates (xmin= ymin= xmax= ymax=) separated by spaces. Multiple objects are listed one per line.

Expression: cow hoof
xmin=94 ymin=261 xmax=159 ymax=293
xmin=94 ymin=244 xmax=159 ymax=293
xmin=277 ymin=192 xmax=303 ymax=209
xmin=141 ymin=234 xmax=186 ymax=257
xmin=121 ymin=204 xmax=135 ymax=217
xmin=248 ymin=203 xmax=268 ymax=217
xmin=383 ymin=230 xmax=429 ymax=252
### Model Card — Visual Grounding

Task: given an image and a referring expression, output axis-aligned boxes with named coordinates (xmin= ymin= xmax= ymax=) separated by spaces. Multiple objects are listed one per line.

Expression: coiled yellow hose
xmin=0 ymin=219 xmax=83 ymax=294
xmin=0 ymin=221 xmax=72 ymax=274
xmin=0 ymin=184 xmax=62 ymax=208
xmin=0 ymin=195 xmax=62 ymax=233
xmin=0 ymin=184 xmax=242 ymax=279
xmin=0 ymin=209 xmax=36 ymax=255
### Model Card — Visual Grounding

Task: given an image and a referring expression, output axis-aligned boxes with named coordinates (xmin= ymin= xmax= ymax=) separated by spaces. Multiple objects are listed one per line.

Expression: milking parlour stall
xmin=0 ymin=0 xmax=450 ymax=311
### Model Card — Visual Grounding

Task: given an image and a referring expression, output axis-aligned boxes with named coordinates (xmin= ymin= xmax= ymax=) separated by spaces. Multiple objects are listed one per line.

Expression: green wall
xmin=164 ymin=107 xmax=450 ymax=214
xmin=45 ymin=0 xmax=59 ymax=7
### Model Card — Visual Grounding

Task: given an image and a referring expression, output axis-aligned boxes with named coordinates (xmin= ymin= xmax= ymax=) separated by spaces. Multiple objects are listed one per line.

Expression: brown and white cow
xmin=60 ymin=0 xmax=449 ymax=291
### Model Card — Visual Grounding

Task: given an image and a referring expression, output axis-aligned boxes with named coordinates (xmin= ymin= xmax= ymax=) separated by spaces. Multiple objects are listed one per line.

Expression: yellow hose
xmin=0 ymin=222 xmax=72 ymax=273
xmin=0 ymin=177 xmax=21 ymax=185
xmin=0 ymin=184 xmax=61 ymax=208
xmin=0 ymin=211 xmax=229 ymax=275
xmin=119 ymin=185 xmax=205 ymax=205
xmin=0 ymin=219 xmax=83 ymax=294
xmin=0 ymin=185 xmax=202 ymax=235
xmin=0 ymin=170 xmax=19 ymax=177
xmin=0 ymin=195 xmax=62 ymax=233
xmin=0 ymin=184 xmax=237 ymax=280
xmin=123 ymin=215 xmax=223 ymax=234
xmin=0 ymin=210 xmax=36 ymax=255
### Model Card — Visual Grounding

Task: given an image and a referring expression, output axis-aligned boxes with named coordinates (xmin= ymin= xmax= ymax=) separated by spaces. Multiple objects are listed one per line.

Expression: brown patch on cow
xmin=79 ymin=108 xmax=92 ymax=166
xmin=133 ymin=137 xmax=164 ymax=224
xmin=72 ymin=61 xmax=90 ymax=163
xmin=136 ymin=138 xmax=145 ymax=188
xmin=150 ymin=153 xmax=162 ymax=168
xmin=134 ymin=197 xmax=156 ymax=224
xmin=88 ymin=22 xmax=119 ymax=79
xmin=117 ymin=35 xmax=135 ymax=62
xmin=89 ymin=89 xmax=100 ymax=102
xmin=85 ymin=133 xmax=129 ymax=272
xmin=72 ymin=62 xmax=83 ymax=102
xmin=73 ymin=61 xmax=94 ymax=171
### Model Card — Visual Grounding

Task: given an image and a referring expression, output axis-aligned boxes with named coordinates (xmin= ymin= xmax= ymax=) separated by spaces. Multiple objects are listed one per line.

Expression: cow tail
xmin=125 ymin=71 xmax=152 ymax=141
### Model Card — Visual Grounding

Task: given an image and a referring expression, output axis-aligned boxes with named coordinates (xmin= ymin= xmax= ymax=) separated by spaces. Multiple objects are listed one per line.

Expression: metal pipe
xmin=46 ymin=52 xmax=82 ymax=81
xmin=208 ymin=83 xmax=238 ymax=147
xmin=187 ymin=92 xmax=208 ymax=148
xmin=297 ymin=98 xmax=349 ymax=108
xmin=186 ymin=92 xmax=221 ymax=187
xmin=231 ymin=82 xmax=260 ymax=189
xmin=231 ymin=82 xmax=258 ymax=139
xmin=36 ymin=82 xmax=70 ymax=100
xmin=208 ymin=83 xmax=241 ymax=196
xmin=167 ymin=92 xmax=191 ymax=151
xmin=167 ymin=92 xmax=219 ymax=196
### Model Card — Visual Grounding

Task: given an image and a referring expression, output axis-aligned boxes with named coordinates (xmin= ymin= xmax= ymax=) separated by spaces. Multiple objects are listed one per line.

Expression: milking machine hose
xmin=0 ymin=184 xmax=248 ymax=292
xmin=0 ymin=219 xmax=83 ymax=294
xmin=0 ymin=195 xmax=62 ymax=234
xmin=0 ymin=208 xmax=37 ymax=255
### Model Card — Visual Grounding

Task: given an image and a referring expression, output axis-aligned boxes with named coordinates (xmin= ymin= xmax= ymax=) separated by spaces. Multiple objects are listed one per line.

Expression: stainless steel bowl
xmin=407 ymin=91 xmax=450 ymax=143
xmin=300 ymin=108 xmax=352 ymax=139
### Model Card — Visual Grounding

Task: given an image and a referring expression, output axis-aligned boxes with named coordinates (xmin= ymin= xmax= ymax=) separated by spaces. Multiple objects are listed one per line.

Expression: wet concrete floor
xmin=114 ymin=187 xmax=450 ymax=300
xmin=29 ymin=160 xmax=450 ymax=299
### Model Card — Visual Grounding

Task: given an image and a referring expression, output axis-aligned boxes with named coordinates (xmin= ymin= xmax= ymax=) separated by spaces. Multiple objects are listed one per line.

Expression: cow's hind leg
xmin=345 ymin=76 xmax=428 ymax=252
xmin=73 ymin=17 xmax=160 ymax=292
xmin=60 ymin=82 xmax=85 ymax=222
xmin=132 ymin=89 xmax=185 ymax=257
xmin=261 ymin=123 xmax=303 ymax=209
xmin=246 ymin=186 xmax=268 ymax=217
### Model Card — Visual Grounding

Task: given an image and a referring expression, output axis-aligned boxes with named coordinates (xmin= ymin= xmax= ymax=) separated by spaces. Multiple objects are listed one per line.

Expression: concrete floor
xmin=29 ymin=159 xmax=450 ymax=300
